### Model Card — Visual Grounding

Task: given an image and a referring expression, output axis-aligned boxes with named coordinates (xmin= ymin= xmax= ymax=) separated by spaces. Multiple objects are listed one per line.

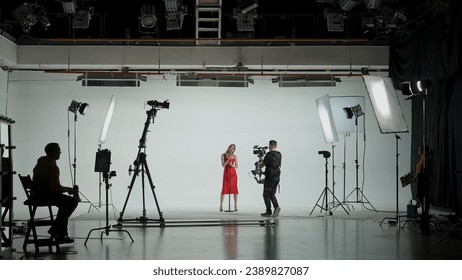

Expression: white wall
xmin=6 ymin=71 xmax=413 ymax=219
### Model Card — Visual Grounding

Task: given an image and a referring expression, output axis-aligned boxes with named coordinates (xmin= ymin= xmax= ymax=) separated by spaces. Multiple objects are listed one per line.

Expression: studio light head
xmin=147 ymin=100 xmax=170 ymax=109
xmin=318 ymin=150 xmax=331 ymax=159
xmin=343 ymin=107 xmax=354 ymax=119
xmin=401 ymin=80 xmax=431 ymax=99
xmin=68 ymin=100 xmax=89 ymax=115
xmin=343 ymin=104 xmax=363 ymax=119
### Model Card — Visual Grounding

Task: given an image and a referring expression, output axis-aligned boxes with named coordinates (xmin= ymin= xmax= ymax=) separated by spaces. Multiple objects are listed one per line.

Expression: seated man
xmin=32 ymin=142 xmax=79 ymax=243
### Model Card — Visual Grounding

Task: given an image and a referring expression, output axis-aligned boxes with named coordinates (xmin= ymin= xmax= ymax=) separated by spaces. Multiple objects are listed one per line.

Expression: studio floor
xmin=2 ymin=204 xmax=462 ymax=260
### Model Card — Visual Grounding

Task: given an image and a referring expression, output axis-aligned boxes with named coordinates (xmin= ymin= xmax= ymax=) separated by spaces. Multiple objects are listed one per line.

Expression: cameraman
xmin=259 ymin=140 xmax=282 ymax=218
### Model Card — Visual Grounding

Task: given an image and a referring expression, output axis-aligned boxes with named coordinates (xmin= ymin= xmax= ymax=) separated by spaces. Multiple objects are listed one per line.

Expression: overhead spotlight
xmin=12 ymin=3 xmax=38 ymax=33
xmin=163 ymin=0 xmax=187 ymax=30
xmin=324 ymin=9 xmax=344 ymax=32
xmin=139 ymin=4 xmax=157 ymax=29
xmin=236 ymin=12 xmax=256 ymax=31
xmin=68 ymin=100 xmax=89 ymax=115
xmin=61 ymin=0 xmax=76 ymax=14
xmin=365 ymin=0 xmax=381 ymax=10
xmin=73 ymin=9 xmax=92 ymax=29
xmin=338 ymin=0 xmax=361 ymax=11
xmin=164 ymin=0 xmax=179 ymax=11
xmin=239 ymin=0 xmax=258 ymax=14
xmin=38 ymin=10 xmax=51 ymax=29
xmin=394 ymin=6 xmax=407 ymax=23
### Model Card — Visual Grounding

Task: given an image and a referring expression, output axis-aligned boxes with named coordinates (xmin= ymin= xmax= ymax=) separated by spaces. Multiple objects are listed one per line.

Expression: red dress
xmin=221 ymin=156 xmax=238 ymax=194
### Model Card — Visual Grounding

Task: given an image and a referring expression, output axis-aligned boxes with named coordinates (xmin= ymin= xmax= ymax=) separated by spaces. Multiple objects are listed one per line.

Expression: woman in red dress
xmin=220 ymin=144 xmax=238 ymax=211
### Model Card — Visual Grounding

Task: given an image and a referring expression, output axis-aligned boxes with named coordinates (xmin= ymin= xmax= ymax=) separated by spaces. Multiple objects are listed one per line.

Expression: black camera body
xmin=147 ymin=100 xmax=170 ymax=109
xmin=253 ymin=145 xmax=268 ymax=158
xmin=251 ymin=145 xmax=268 ymax=184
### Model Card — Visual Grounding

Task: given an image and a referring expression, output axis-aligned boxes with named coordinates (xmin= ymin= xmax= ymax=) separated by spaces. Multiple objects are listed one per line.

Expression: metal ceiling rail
xmin=47 ymin=37 xmax=370 ymax=44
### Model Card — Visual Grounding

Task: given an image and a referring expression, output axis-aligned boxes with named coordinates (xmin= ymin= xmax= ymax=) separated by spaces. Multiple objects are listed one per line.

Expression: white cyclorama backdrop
xmin=6 ymin=71 xmax=413 ymax=219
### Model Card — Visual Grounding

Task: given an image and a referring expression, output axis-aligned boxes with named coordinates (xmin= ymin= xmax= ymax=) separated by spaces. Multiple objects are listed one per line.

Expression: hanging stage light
xmin=12 ymin=3 xmax=38 ymax=33
xmin=61 ymin=0 xmax=77 ymax=14
xmin=163 ymin=0 xmax=187 ymax=30
xmin=240 ymin=0 xmax=258 ymax=14
xmin=139 ymin=4 xmax=157 ymax=29
xmin=68 ymin=100 xmax=89 ymax=115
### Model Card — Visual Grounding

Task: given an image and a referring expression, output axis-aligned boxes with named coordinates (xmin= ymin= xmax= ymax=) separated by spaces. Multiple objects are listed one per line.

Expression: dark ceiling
xmin=0 ymin=0 xmax=452 ymax=46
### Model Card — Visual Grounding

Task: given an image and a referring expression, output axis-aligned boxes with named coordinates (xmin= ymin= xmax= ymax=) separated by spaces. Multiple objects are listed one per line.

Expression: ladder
xmin=195 ymin=0 xmax=222 ymax=46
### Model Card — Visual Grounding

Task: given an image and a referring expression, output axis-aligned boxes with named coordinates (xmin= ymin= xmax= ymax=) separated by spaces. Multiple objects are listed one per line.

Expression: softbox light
xmin=316 ymin=94 xmax=339 ymax=143
xmin=363 ymin=75 xmax=408 ymax=134
xmin=98 ymin=95 xmax=117 ymax=145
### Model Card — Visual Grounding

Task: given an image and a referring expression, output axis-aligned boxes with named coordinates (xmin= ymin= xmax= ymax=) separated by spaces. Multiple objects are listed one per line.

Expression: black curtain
xmin=389 ymin=2 xmax=462 ymax=214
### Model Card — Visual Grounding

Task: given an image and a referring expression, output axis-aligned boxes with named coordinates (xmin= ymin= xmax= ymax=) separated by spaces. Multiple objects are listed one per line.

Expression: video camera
xmin=250 ymin=145 xmax=268 ymax=184
xmin=147 ymin=100 xmax=170 ymax=109
xmin=253 ymin=145 xmax=268 ymax=158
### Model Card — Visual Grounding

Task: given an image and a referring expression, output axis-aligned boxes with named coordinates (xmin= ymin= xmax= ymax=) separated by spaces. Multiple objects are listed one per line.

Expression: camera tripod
xmin=310 ymin=152 xmax=349 ymax=215
xmin=116 ymin=107 xmax=165 ymax=227
xmin=85 ymin=171 xmax=133 ymax=245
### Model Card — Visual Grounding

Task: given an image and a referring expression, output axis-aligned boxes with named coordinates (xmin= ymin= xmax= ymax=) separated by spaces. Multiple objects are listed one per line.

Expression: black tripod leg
xmin=143 ymin=161 xmax=165 ymax=225
xmin=326 ymin=188 xmax=349 ymax=215
xmin=310 ymin=188 xmax=328 ymax=215
xmin=117 ymin=163 xmax=141 ymax=224
xmin=359 ymin=190 xmax=377 ymax=211
xmin=436 ymin=220 xmax=462 ymax=245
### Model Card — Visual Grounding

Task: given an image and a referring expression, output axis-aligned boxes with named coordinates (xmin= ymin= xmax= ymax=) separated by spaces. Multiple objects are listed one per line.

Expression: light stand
xmin=328 ymin=143 xmax=336 ymax=209
xmin=116 ymin=100 xmax=169 ymax=227
xmin=310 ymin=151 xmax=349 ymax=215
xmin=343 ymin=105 xmax=376 ymax=211
xmin=67 ymin=100 xmax=98 ymax=212
xmin=400 ymin=81 xmax=431 ymax=234
xmin=85 ymin=149 xmax=133 ymax=245
xmin=380 ymin=134 xmax=404 ymax=226
xmin=328 ymin=143 xmax=349 ymax=214
xmin=96 ymin=96 xmax=118 ymax=216
xmin=342 ymin=133 xmax=350 ymax=203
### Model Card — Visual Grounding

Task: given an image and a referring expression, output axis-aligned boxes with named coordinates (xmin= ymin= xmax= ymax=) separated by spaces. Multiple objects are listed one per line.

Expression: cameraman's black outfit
xmin=262 ymin=151 xmax=282 ymax=216
xmin=33 ymin=155 xmax=78 ymax=243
